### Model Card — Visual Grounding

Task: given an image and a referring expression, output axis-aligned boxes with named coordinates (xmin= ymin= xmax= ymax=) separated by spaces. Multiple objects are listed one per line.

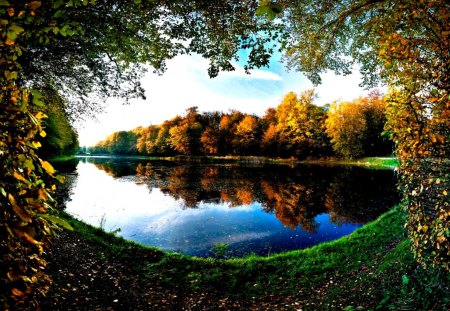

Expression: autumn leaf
xmin=13 ymin=171 xmax=27 ymax=182
xmin=27 ymin=1 xmax=42 ymax=10
xmin=35 ymin=111 xmax=48 ymax=119
xmin=11 ymin=288 xmax=25 ymax=298
xmin=40 ymin=160 xmax=55 ymax=175
xmin=32 ymin=141 xmax=42 ymax=148
xmin=8 ymin=193 xmax=32 ymax=223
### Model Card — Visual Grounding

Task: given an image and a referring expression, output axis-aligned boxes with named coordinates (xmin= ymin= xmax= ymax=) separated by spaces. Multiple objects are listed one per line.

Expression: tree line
xmin=88 ymin=90 xmax=393 ymax=159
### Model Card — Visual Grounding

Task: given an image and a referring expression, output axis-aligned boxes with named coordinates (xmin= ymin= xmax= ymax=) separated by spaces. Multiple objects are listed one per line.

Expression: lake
xmin=56 ymin=157 xmax=400 ymax=257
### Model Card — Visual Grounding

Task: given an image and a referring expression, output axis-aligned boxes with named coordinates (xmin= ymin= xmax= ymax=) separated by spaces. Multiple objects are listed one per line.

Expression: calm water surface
xmin=57 ymin=157 xmax=399 ymax=257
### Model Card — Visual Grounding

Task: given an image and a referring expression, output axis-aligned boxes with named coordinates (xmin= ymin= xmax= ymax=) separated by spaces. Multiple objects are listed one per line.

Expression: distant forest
xmin=86 ymin=89 xmax=393 ymax=159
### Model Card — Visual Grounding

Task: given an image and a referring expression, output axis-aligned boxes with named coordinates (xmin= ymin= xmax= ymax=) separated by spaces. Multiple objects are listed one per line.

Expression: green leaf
xmin=267 ymin=9 xmax=276 ymax=20
xmin=23 ymin=159 xmax=35 ymax=171
xmin=60 ymin=24 xmax=69 ymax=36
xmin=4 ymin=70 xmax=18 ymax=80
xmin=0 ymin=187 xmax=6 ymax=197
xmin=8 ymin=24 xmax=25 ymax=36
xmin=39 ymin=214 xmax=73 ymax=231
xmin=54 ymin=10 xmax=64 ymax=18
xmin=255 ymin=6 xmax=270 ymax=16
xmin=0 ymin=0 xmax=10 ymax=6
xmin=402 ymin=274 xmax=409 ymax=286
xmin=53 ymin=0 xmax=64 ymax=8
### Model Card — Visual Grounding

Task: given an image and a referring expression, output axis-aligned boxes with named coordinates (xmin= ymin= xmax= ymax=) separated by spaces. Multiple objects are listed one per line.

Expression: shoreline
xmin=64 ymin=154 xmax=398 ymax=170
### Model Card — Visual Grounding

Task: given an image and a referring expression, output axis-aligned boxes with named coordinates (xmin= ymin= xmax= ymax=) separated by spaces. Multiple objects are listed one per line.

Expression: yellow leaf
xmin=32 ymin=141 xmax=42 ymax=148
xmin=39 ymin=130 xmax=46 ymax=137
xmin=34 ymin=112 xmax=47 ymax=119
xmin=436 ymin=178 xmax=441 ymax=184
xmin=444 ymin=190 xmax=448 ymax=196
xmin=40 ymin=160 xmax=55 ymax=175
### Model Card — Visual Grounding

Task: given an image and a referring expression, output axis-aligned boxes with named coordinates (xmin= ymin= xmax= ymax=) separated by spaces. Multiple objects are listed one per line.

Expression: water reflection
xmin=61 ymin=157 xmax=399 ymax=257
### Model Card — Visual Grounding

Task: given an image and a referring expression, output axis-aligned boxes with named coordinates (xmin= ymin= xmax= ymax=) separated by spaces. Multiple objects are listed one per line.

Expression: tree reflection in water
xmin=85 ymin=158 xmax=399 ymax=232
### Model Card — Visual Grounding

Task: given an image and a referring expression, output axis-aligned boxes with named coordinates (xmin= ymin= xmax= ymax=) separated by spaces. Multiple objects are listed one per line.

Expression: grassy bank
xmin=73 ymin=154 xmax=398 ymax=169
xmin=47 ymin=206 xmax=448 ymax=310
xmin=48 ymin=155 xmax=77 ymax=162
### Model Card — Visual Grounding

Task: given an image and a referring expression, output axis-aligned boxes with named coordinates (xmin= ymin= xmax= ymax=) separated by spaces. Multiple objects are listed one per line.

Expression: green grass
xmin=49 ymin=155 xmax=77 ymax=162
xmin=56 ymin=205 xmax=449 ymax=309
xmin=303 ymin=157 xmax=398 ymax=170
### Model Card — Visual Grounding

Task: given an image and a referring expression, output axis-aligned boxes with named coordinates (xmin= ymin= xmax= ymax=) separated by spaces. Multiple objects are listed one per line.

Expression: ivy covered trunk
xmin=387 ymin=89 xmax=450 ymax=272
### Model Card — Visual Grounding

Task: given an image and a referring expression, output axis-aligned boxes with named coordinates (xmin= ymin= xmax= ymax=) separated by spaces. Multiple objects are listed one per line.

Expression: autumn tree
xmin=274 ymin=0 xmax=450 ymax=270
xmin=325 ymin=100 xmax=367 ymax=158
xmin=168 ymin=107 xmax=203 ymax=155
xmin=233 ymin=114 xmax=260 ymax=155
xmin=275 ymin=89 xmax=330 ymax=158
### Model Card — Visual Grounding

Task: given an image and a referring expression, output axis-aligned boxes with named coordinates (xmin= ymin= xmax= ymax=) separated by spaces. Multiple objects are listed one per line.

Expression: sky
xmin=76 ymin=52 xmax=369 ymax=146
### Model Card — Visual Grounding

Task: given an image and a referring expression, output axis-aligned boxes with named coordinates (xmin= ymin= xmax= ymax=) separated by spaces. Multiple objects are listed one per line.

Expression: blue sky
xmin=76 ymin=52 xmax=369 ymax=146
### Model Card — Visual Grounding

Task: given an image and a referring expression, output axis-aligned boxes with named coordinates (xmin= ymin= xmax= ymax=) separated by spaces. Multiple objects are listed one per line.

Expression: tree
xmin=201 ymin=127 xmax=220 ymax=155
xmin=362 ymin=91 xmax=393 ymax=156
xmin=275 ymin=90 xmax=330 ymax=158
xmin=275 ymin=0 xmax=450 ymax=270
xmin=325 ymin=100 xmax=367 ymax=159
xmin=168 ymin=107 xmax=203 ymax=155
xmin=40 ymin=92 xmax=79 ymax=158
xmin=325 ymin=95 xmax=392 ymax=159
xmin=234 ymin=115 xmax=260 ymax=155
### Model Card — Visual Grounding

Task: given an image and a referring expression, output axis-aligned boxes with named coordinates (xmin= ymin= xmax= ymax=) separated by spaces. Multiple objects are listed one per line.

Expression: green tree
xmin=362 ymin=91 xmax=393 ymax=156
xmin=40 ymin=93 xmax=79 ymax=158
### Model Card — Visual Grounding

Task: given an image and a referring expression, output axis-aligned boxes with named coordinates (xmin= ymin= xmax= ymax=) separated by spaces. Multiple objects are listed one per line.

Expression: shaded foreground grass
xmin=42 ymin=206 xmax=449 ymax=310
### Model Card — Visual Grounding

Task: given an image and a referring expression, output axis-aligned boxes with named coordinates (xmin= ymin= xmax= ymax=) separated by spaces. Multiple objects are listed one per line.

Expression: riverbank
xmin=71 ymin=154 xmax=398 ymax=169
xmin=41 ymin=206 xmax=449 ymax=310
